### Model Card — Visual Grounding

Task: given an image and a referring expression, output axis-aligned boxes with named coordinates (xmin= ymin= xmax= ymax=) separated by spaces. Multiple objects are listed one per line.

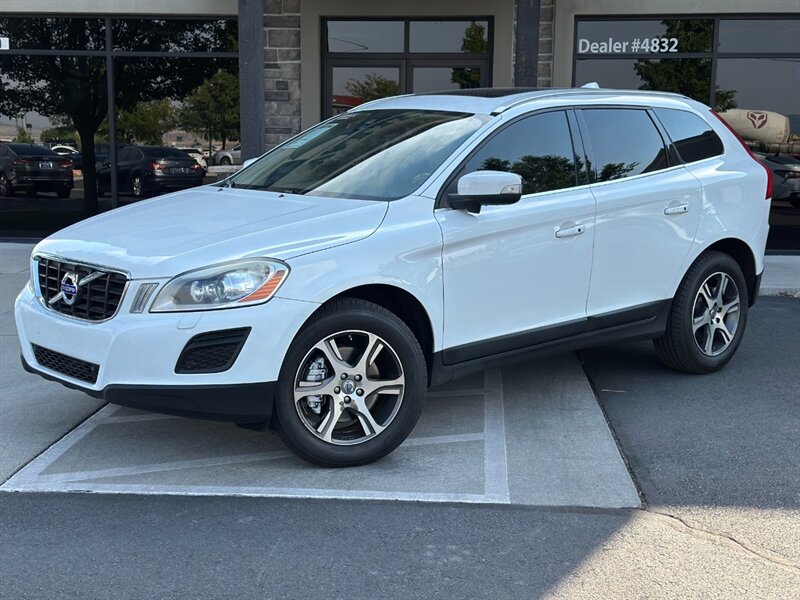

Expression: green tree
xmin=179 ymin=69 xmax=240 ymax=152
xmin=345 ymin=74 xmax=399 ymax=103
xmin=634 ymin=20 xmax=737 ymax=110
xmin=117 ymin=99 xmax=177 ymax=145
xmin=14 ymin=126 xmax=34 ymax=144
xmin=451 ymin=22 xmax=487 ymax=89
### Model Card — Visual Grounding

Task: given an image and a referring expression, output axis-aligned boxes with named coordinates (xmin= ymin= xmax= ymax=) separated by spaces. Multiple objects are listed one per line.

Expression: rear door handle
xmin=664 ymin=203 xmax=689 ymax=215
xmin=555 ymin=224 xmax=585 ymax=239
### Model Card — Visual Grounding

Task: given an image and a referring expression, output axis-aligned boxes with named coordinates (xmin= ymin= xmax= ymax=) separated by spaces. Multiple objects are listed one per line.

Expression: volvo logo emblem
xmin=60 ymin=272 xmax=80 ymax=306
xmin=341 ymin=379 xmax=357 ymax=395
xmin=48 ymin=270 xmax=106 ymax=307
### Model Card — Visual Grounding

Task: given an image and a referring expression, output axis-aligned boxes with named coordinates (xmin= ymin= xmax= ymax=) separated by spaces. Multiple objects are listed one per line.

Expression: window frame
xmin=322 ymin=16 xmax=494 ymax=119
xmin=435 ymin=107 xmax=586 ymax=209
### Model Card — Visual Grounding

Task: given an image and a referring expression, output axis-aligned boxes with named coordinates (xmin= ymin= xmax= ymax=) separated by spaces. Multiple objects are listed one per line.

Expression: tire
xmin=273 ymin=298 xmax=427 ymax=467
xmin=57 ymin=187 xmax=70 ymax=199
xmin=132 ymin=175 xmax=146 ymax=198
xmin=654 ymin=251 xmax=749 ymax=374
xmin=0 ymin=174 xmax=11 ymax=197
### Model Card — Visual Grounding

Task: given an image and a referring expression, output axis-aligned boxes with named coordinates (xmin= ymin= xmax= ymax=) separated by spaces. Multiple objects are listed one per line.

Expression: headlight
xmin=150 ymin=258 xmax=289 ymax=312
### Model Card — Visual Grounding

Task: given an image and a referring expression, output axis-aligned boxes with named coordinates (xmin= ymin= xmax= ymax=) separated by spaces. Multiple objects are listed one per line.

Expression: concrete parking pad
xmin=1 ymin=356 xmax=639 ymax=508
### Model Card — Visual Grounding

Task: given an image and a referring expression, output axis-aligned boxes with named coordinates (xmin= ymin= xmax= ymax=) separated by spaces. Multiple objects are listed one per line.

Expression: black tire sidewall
xmin=676 ymin=253 xmax=749 ymax=371
xmin=274 ymin=303 xmax=426 ymax=467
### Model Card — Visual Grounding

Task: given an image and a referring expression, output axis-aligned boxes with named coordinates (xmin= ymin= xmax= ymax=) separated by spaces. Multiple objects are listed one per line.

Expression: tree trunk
xmin=77 ymin=126 xmax=98 ymax=216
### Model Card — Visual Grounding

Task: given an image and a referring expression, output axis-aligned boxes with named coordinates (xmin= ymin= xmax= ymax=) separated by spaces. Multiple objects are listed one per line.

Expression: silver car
xmin=211 ymin=144 xmax=241 ymax=166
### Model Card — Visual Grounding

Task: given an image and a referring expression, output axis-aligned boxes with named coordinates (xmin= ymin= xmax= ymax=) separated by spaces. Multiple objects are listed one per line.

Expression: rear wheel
xmin=0 ymin=174 xmax=11 ymax=197
xmin=132 ymin=175 xmax=146 ymax=198
xmin=274 ymin=298 xmax=426 ymax=467
xmin=654 ymin=251 xmax=749 ymax=373
xmin=220 ymin=156 xmax=232 ymax=166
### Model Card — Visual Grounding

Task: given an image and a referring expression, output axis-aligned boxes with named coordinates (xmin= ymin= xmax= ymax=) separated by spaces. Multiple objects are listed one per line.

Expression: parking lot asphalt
xmin=580 ymin=296 xmax=800 ymax=564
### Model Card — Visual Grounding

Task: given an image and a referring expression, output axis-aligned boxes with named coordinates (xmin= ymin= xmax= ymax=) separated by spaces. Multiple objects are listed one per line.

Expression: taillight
xmin=57 ymin=159 xmax=73 ymax=169
xmin=11 ymin=158 xmax=32 ymax=166
xmin=191 ymin=163 xmax=202 ymax=171
xmin=150 ymin=161 xmax=166 ymax=171
xmin=710 ymin=110 xmax=773 ymax=200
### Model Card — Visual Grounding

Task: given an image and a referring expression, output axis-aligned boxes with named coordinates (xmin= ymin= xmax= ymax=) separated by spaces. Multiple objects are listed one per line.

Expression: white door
xmin=578 ymin=108 xmax=702 ymax=316
xmin=435 ymin=110 xmax=596 ymax=363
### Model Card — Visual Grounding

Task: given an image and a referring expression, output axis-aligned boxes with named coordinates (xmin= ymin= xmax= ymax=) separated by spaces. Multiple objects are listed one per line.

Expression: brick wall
xmin=537 ymin=0 xmax=554 ymax=87
xmin=264 ymin=0 xmax=302 ymax=147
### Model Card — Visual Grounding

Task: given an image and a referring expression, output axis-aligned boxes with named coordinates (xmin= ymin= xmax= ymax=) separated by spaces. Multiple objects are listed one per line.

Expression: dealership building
xmin=1 ymin=0 xmax=798 ymax=250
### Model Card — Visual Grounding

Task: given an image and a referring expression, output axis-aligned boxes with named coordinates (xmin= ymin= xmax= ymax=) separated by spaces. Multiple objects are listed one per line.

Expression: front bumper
xmin=15 ymin=284 xmax=318 ymax=422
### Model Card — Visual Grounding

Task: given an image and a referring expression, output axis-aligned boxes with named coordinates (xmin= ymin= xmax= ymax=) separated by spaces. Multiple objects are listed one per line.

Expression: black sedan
xmin=0 ymin=143 xmax=74 ymax=198
xmin=97 ymin=145 xmax=205 ymax=198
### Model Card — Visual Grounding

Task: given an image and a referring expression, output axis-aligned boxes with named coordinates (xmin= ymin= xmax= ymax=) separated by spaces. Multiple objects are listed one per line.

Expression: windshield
xmin=227 ymin=109 xmax=489 ymax=200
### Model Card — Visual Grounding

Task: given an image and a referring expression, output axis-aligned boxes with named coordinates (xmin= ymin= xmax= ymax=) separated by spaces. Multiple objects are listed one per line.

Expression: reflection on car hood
xmin=35 ymin=186 xmax=388 ymax=278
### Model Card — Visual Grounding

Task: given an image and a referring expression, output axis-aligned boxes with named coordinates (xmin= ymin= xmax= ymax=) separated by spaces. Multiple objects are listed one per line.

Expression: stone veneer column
xmin=537 ymin=0 xmax=555 ymax=87
xmin=264 ymin=0 xmax=302 ymax=148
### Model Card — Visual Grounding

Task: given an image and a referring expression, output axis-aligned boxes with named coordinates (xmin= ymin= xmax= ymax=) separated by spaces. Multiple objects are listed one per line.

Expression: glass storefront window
xmin=574 ymin=58 xmax=713 ymax=106
xmin=326 ymin=21 xmax=404 ymax=53
xmin=0 ymin=17 xmax=105 ymax=50
xmin=0 ymin=17 xmax=238 ymax=238
xmin=575 ymin=19 xmax=714 ymax=54
xmin=718 ymin=19 xmax=800 ymax=54
xmin=111 ymin=18 xmax=238 ymax=53
xmin=323 ymin=18 xmax=493 ymax=117
xmin=412 ymin=66 xmax=484 ymax=93
xmin=409 ymin=21 xmax=489 ymax=53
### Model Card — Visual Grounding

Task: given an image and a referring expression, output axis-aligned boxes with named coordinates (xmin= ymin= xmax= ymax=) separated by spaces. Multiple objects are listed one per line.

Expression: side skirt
xmin=430 ymin=300 xmax=671 ymax=387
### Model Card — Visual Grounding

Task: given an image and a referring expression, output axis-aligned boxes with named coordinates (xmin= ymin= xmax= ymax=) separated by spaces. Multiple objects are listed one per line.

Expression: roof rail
xmin=491 ymin=88 xmax=689 ymax=115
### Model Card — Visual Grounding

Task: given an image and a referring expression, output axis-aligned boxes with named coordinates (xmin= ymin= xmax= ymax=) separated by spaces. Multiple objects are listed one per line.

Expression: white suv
xmin=15 ymin=88 xmax=772 ymax=466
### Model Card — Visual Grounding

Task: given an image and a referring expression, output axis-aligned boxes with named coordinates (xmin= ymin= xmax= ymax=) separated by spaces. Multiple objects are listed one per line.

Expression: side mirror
xmin=448 ymin=170 xmax=523 ymax=213
xmin=242 ymin=157 xmax=257 ymax=169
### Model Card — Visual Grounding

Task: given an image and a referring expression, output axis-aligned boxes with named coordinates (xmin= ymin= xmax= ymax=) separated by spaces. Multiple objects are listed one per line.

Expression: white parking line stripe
xmin=3 ymin=481 xmax=507 ymax=504
xmin=1 ymin=404 xmax=118 ymax=489
xmin=482 ymin=368 xmax=510 ymax=503
xmin=103 ymin=413 xmax=180 ymax=424
xmin=9 ymin=431 xmax=486 ymax=486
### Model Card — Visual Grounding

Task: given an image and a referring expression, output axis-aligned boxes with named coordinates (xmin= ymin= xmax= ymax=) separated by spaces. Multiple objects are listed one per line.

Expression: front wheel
xmin=274 ymin=298 xmax=426 ymax=467
xmin=654 ymin=251 xmax=749 ymax=374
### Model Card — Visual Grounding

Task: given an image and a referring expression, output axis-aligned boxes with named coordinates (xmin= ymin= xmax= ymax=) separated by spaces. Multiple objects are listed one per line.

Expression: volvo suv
xmin=15 ymin=88 xmax=772 ymax=466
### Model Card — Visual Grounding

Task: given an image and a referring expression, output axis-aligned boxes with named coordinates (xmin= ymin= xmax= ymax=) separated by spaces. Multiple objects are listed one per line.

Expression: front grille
xmin=37 ymin=257 xmax=128 ymax=321
xmin=32 ymin=344 xmax=99 ymax=384
xmin=175 ymin=328 xmax=251 ymax=374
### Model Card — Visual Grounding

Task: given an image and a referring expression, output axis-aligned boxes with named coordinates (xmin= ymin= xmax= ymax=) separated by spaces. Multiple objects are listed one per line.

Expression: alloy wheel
xmin=293 ymin=330 xmax=405 ymax=445
xmin=132 ymin=176 xmax=142 ymax=197
xmin=692 ymin=271 xmax=741 ymax=357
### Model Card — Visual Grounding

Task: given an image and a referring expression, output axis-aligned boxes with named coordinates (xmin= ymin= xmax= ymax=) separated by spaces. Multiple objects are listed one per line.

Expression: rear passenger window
xmin=451 ymin=110 xmax=578 ymax=196
xmin=654 ymin=108 xmax=724 ymax=163
xmin=581 ymin=109 xmax=668 ymax=182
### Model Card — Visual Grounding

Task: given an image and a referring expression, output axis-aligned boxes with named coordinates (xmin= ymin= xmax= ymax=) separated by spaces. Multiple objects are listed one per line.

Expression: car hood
xmin=35 ymin=186 xmax=388 ymax=278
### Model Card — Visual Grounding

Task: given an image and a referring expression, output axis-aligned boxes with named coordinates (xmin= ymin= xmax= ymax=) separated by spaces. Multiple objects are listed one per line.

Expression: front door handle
xmin=555 ymin=224 xmax=585 ymax=239
xmin=664 ymin=203 xmax=689 ymax=216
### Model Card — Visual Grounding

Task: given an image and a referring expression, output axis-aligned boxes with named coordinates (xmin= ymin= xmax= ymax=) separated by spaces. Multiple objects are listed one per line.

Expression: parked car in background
xmin=178 ymin=147 xmax=208 ymax=172
xmin=0 ymin=143 xmax=74 ymax=198
xmin=94 ymin=143 xmax=112 ymax=167
xmin=756 ymin=153 xmax=800 ymax=208
xmin=50 ymin=145 xmax=83 ymax=171
xmin=97 ymin=145 xmax=204 ymax=198
xmin=211 ymin=144 xmax=241 ymax=166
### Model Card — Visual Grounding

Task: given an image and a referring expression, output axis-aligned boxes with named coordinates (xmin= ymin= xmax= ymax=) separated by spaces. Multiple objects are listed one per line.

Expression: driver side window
xmin=448 ymin=110 xmax=578 ymax=197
